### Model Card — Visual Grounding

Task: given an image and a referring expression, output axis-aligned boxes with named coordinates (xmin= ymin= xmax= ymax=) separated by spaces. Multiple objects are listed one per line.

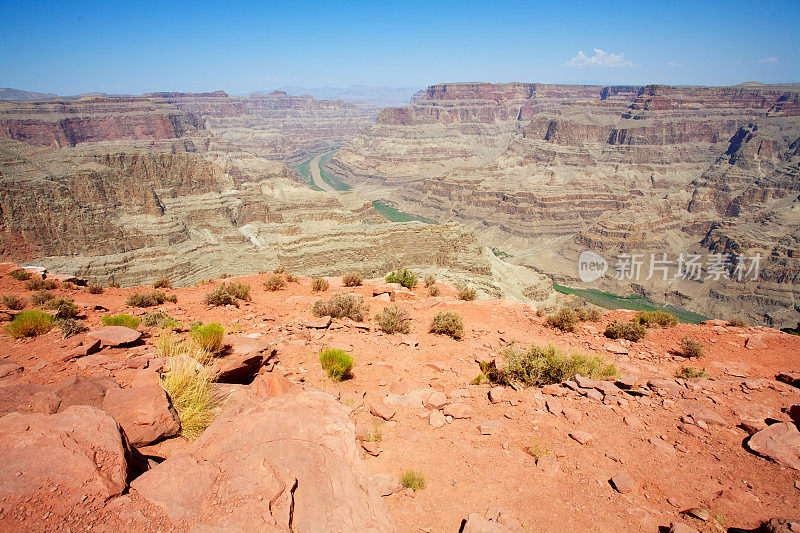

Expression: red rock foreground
xmin=0 ymin=264 xmax=798 ymax=531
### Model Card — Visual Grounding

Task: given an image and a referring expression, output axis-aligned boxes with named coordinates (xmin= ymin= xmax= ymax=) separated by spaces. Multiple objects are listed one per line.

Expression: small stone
xmin=370 ymin=473 xmax=401 ymax=496
xmin=616 ymin=375 xmax=640 ymax=389
xmin=361 ymin=441 xmax=380 ymax=456
xmin=569 ymin=431 xmax=593 ymax=445
xmin=546 ymin=399 xmax=563 ymax=415
xmin=536 ymin=456 xmax=560 ymax=475
xmin=88 ymin=326 xmax=142 ymax=347
xmin=610 ymin=472 xmax=635 ymax=493
xmin=429 ymin=411 xmax=446 ymax=428
xmin=479 ymin=420 xmax=501 ymax=435
xmin=585 ymin=389 xmax=603 ymax=402
xmin=681 ymin=508 xmax=711 ymax=522
xmin=541 ymin=384 xmax=567 ymax=397
xmin=562 ymin=408 xmax=582 ymax=422
xmin=690 ymin=408 xmax=727 ymax=427
xmin=443 ymin=403 xmax=474 ymax=419
xmin=624 ymin=416 xmax=644 ymax=430
xmin=669 ymin=522 xmax=699 ymax=533
xmin=370 ymin=403 xmax=396 ymax=421
xmin=488 ymin=387 xmax=506 ymax=404
xmin=424 ymin=391 xmax=448 ymax=410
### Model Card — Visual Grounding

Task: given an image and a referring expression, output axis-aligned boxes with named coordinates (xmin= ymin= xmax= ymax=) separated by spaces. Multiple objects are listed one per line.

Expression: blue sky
xmin=0 ymin=0 xmax=797 ymax=95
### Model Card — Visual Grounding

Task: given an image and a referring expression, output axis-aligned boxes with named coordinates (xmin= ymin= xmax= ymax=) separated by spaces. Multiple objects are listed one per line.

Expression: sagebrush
xmin=604 ymin=320 xmax=647 ymax=342
xmin=429 ymin=311 xmax=463 ymax=339
xmin=375 ymin=304 xmax=411 ymax=334
xmin=312 ymin=293 xmax=368 ymax=321
xmin=385 ymin=268 xmax=417 ymax=289
xmin=342 ymin=271 xmax=363 ymax=287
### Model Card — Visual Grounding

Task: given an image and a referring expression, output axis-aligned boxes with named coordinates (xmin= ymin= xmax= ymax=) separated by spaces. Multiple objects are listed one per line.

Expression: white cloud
xmin=666 ymin=61 xmax=682 ymax=67
xmin=563 ymin=49 xmax=638 ymax=68
xmin=757 ymin=56 xmax=778 ymax=63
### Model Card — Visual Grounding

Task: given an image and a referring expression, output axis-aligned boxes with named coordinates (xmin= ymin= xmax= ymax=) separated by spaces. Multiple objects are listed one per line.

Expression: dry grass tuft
xmin=312 ymin=293 xmax=368 ymax=321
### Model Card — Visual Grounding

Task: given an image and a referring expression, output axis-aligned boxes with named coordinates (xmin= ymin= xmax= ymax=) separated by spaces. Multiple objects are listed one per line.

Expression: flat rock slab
xmin=569 ymin=431 xmax=594 ymax=445
xmin=131 ymin=388 xmax=396 ymax=531
xmin=747 ymin=422 xmax=800 ymax=470
xmin=89 ymin=326 xmax=142 ymax=346
xmin=370 ymin=473 xmax=401 ymax=496
xmin=371 ymin=403 xmax=396 ymax=421
xmin=300 ymin=316 xmax=331 ymax=329
xmin=102 ymin=384 xmax=180 ymax=446
xmin=0 ymin=405 xmax=147 ymax=511
xmin=443 ymin=403 xmax=474 ymax=419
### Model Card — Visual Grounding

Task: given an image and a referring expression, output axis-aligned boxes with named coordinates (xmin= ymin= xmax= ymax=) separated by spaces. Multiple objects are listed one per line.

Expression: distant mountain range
xmin=0 ymin=88 xmax=58 ymax=101
xmin=274 ymin=85 xmax=419 ymax=107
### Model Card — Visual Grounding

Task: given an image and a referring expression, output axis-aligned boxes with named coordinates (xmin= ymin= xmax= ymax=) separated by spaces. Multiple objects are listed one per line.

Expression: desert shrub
xmin=727 ymin=318 xmax=747 ymax=327
xmin=524 ymin=437 xmax=551 ymax=460
xmin=273 ymin=266 xmax=287 ymax=274
xmin=126 ymin=291 xmax=171 ymax=308
xmin=488 ymin=343 xmax=617 ymax=387
xmin=9 ymin=269 xmax=32 ymax=281
xmin=604 ymin=320 xmax=647 ymax=342
xmin=680 ymin=337 xmax=704 ymax=358
xmin=676 ymin=366 xmax=707 ymax=379
xmin=160 ymin=355 xmax=219 ymax=439
xmin=87 ymin=284 xmax=104 ymax=294
xmin=263 ymin=275 xmax=286 ymax=291
xmin=634 ymin=310 xmax=678 ymax=328
xmin=6 ymin=310 xmax=53 ymax=338
xmin=400 ymin=470 xmax=426 ymax=491
xmin=424 ymin=274 xmax=436 ymax=287
xmin=63 ymin=282 xmax=76 ymax=290
xmin=312 ymin=293 xmax=368 ymax=321
xmin=101 ymin=313 xmax=141 ymax=330
xmin=285 ymin=273 xmax=298 ymax=283
xmin=30 ymin=290 xmax=53 ymax=307
xmin=204 ymin=286 xmax=238 ymax=307
xmin=311 ymin=278 xmax=329 ymax=292
xmin=457 ymin=285 xmax=477 ymax=301
xmin=142 ymin=311 xmax=181 ymax=329
xmin=429 ymin=311 xmax=464 ymax=339
xmin=1 ymin=294 xmax=26 ymax=310
xmin=40 ymin=296 xmax=78 ymax=319
xmin=574 ymin=307 xmax=602 ymax=321
xmin=191 ymin=322 xmax=224 ymax=353
xmin=108 ymin=279 xmax=121 ymax=288
xmin=545 ymin=308 xmax=578 ymax=332
xmin=222 ymin=281 xmax=250 ymax=300
xmin=342 ymin=271 xmax=363 ymax=287
xmin=153 ymin=277 xmax=172 ymax=289
xmin=385 ymin=268 xmax=417 ymax=289
xmin=366 ymin=423 xmax=382 ymax=443
xmin=56 ymin=317 xmax=86 ymax=338
xmin=375 ymin=304 xmax=411 ymax=334
xmin=24 ymin=278 xmax=58 ymax=291
xmin=319 ymin=348 xmax=353 ymax=380
xmin=428 ymin=285 xmax=441 ymax=297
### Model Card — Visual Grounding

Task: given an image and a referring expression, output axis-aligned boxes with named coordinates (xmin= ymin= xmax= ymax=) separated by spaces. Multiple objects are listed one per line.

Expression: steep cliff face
xmin=0 ymin=97 xmax=200 ymax=148
xmin=330 ymin=82 xmax=800 ymax=327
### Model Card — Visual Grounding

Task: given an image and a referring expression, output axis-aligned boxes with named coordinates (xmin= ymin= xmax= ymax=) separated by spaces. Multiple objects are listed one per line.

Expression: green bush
xmin=6 ymin=310 xmax=54 ymax=338
xmin=204 ymin=286 xmax=238 ymax=307
xmin=191 ymin=322 xmax=224 ymax=353
xmin=385 ymin=268 xmax=417 ymax=289
xmin=311 ymin=278 xmax=329 ymax=292
xmin=263 ymin=275 xmax=286 ymax=291
xmin=634 ymin=310 xmax=678 ymax=328
xmin=680 ymin=337 xmax=704 ymax=357
xmin=9 ymin=269 xmax=32 ymax=281
xmin=87 ymin=284 xmax=104 ymax=294
xmin=400 ymin=469 xmax=426 ymax=491
xmin=675 ymin=366 xmax=707 ymax=379
xmin=429 ymin=311 xmax=464 ymax=339
xmin=221 ymin=281 xmax=250 ymax=300
xmin=457 ymin=285 xmax=477 ymax=301
xmin=142 ymin=311 xmax=181 ymax=329
xmin=604 ymin=320 xmax=647 ymax=342
xmin=342 ymin=271 xmax=363 ymax=287
xmin=319 ymin=348 xmax=353 ymax=380
xmin=153 ymin=277 xmax=172 ymax=289
xmin=56 ymin=318 xmax=86 ymax=338
xmin=101 ymin=313 xmax=141 ymax=330
xmin=312 ymin=293 xmax=368 ymax=321
xmin=375 ymin=304 xmax=411 ymax=334
xmin=487 ymin=343 xmax=617 ymax=387
xmin=126 ymin=291 xmax=173 ymax=308
xmin=1 ymin=294 xmax=26 ymax=310
xmin=545 ymin=308 xmax=578 ymax=332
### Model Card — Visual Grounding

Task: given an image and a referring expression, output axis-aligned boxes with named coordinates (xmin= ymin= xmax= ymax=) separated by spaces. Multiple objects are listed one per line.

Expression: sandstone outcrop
xmin=131 ymin=386 xmax=397 ymax=531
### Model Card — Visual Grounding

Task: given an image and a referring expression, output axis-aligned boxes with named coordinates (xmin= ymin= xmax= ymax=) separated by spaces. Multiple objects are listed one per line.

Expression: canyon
xmin=330 ymin=82 xmax=800 ymax=328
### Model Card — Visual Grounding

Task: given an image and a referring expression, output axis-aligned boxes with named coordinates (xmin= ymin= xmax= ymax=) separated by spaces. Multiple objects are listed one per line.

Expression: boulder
xmin=370 ymin=473 xmax=401 ymax=496
xmin=216 ymin=335 xmax=277 ymax=384
xmin=131 ymin=388 xmax=396 ymax=531
xmin=102 ymin=384 xmax=181 ymax=446
xmin=776 ymin=371 xmax=800 ymax=388
xmin=50 ymin=374 xmax=120 ymax=411
xmin=610 ymin=472 xmax=636 ymax=493
xmin=89 ymin=326 xmax=142 ymax=347
xmin=746 ymin=422 xmax=800 ymax=470
xmin=0 ymin=406 xmax=147 ymax=511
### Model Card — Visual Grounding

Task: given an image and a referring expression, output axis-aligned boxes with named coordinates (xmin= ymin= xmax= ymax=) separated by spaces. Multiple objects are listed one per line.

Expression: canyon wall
xmin=330 ymin=82 xmax=800 ymax=327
